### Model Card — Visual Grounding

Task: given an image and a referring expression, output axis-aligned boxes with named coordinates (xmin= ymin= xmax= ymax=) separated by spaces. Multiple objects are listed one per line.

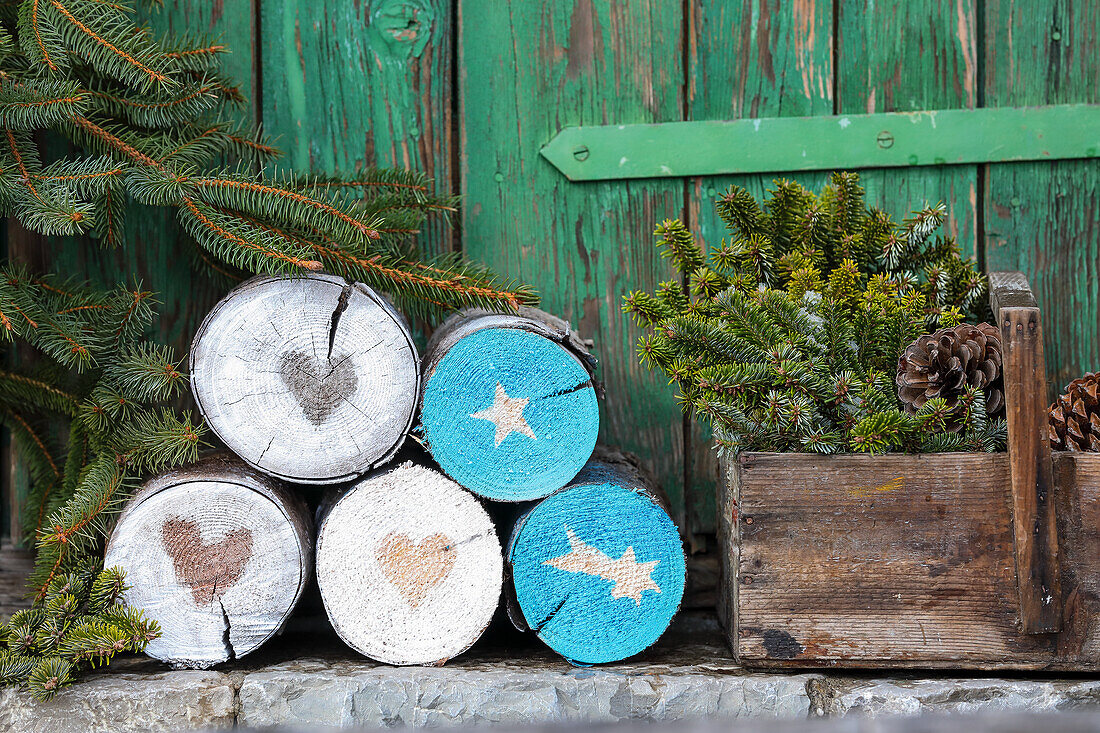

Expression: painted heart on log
xmin=376 ymin=532 xmax=455 ymax=608
xmin=160 ymin=516 xmax=255 ymax=605
xmin=279 ymin=350 xmax=359 ymax=425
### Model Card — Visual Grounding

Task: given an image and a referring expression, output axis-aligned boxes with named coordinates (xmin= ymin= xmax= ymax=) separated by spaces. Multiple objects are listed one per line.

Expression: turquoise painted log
xmin=507 ymin=449 xmax=686 ymax=665
xmin=419 ymin=308 xmax=600 ymax=502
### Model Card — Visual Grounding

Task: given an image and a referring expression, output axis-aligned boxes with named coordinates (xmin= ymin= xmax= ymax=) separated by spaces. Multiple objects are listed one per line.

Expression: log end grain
xmin=315 ymin=461 xmax=503 ymax=666
xmin=421 ymin=325 xmax=598 ymax=501
xmin=190 ymin=274 xmax=419 ymax=484
xmin=103 ymin=457 xmax=313 ymax=669
xmin=508 ymin=461 xmax=685 ymax=665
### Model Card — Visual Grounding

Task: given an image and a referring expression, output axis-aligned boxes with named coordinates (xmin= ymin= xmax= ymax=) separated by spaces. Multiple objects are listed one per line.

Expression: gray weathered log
xmin=315 ymin=458 xmax=502 ymax=666
xmin=103 ymin=453 xmax=313 ymax=669
xmin=190 ymin=273 xmax=419 ymax=484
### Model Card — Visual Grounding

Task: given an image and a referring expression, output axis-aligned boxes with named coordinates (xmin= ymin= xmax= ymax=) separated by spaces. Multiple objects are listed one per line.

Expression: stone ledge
xmin=0 ymin=670 xmax=236 ymax=733
xmin=237 ymin=659 xmax=815 ymax=728
xmin=4 ymin=615 xmax=1100 ymax=731
xmin=818 ymin=678 xmax=1100 ymax=717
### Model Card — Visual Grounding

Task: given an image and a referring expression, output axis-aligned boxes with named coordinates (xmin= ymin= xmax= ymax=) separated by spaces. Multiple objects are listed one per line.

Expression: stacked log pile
xmin=108 ymin=275 xmax=684 ymax=668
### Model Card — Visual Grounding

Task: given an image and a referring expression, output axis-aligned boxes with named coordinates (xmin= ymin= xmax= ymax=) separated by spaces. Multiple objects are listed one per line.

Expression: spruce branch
xmin=626 ymin=173 xmax=997 ymax=455
xmin=0 ymin=0 xmax=532 ymax=320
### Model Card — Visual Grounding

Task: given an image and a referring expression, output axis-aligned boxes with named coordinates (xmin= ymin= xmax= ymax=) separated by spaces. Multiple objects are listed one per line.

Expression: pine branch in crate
xmin=624 ymin=173 xmax=1005 ymax=455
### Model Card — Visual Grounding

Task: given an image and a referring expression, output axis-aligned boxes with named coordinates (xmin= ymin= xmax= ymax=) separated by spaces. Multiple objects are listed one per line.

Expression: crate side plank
xmin=991 ymin=271 xmax=1063 ymax=633
xmin=1053 ymin=453 xmax=1100 ymax=664
xmin=732 ymin=452 xmax=1058 ymax=667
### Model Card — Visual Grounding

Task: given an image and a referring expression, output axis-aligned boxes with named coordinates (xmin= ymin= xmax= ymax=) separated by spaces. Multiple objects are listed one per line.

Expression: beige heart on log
xmin=279 ymin=350 xmax=359 ymax=425
xmin=160 ymin=516 xmax=255 ymax=606
xmin=376 ymin=532 xmax=456 ymax=608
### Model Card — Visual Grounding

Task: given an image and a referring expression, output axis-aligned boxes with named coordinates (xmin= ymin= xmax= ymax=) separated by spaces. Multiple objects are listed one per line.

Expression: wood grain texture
xmin=420 ymin=307 xmax=599 ymax=501
xmin=686 ymin=0 xmax=835 ymax=537
xmin=1052 ymin=452 xmax=1100 ymax=664
xmin=838 ymin=0 xmax=979 ymax=259
xmin=459 ymin=0 xmax=687 ymax=525
xmin=508 ymin=450 xmax=685 ymax=665
xmin=190 ymin=274 xmax=419 ymax=484
xmin=983 ymin=0 xmax=1100 ymax=397
xmin=315 ymin=459 xmax=502 ymax=666
xmin=103 ymin=454 xmax=312 ymax=669
xmin=715 ymin=451 xmax=738 ymax=648
xmin=0 ymin=542 xmax=32 ymax=620
xmin=727 ymin=451 xmax=1060 ymax=668
xmin=261 ymin=0 xmax=454 ymax=257
xmin=991 ymin=271 xmax=1062 ymax=632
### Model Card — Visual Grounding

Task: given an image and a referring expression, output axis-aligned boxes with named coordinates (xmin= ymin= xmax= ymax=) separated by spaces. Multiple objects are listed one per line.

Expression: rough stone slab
xmin=820 ymin=677 xmax=1100 ymax=717
xmin=7 ymin=612 xmax=1100 ymax=730
xmin=237 ymin=658 xmax=817 ymax=728
xmin=0 ymin=670 xmax=236 ymax=733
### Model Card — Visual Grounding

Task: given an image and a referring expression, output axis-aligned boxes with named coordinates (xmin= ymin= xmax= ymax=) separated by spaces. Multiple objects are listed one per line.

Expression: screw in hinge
xmin=876 ymin=131 xmax=895 ymax=149
xmin=573 ymin=145 xmax=590 ymax=162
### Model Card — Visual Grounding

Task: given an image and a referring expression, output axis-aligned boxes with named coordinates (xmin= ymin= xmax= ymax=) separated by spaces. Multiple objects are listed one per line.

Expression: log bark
xmin=507 ymin=448 xmax=685 ymax=664
xmin=420 ymin=307 xmax=599 ymax=501
xmin=103 ymin=453 xmax=312 ymax=669
xmin=190 ymin=273 xmax=420 ymax=484
xmin=315 ymin=458 xmax=502 ymax=666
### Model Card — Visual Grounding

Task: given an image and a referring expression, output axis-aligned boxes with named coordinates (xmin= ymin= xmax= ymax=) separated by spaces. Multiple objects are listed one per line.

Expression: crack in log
xmin=327 ymin=283 xmax=352 ymax=360
xmin=537 ymin=380 xmax=593 ymax=401
xmin=256 ymin=435 xmax=275 ymax=464
xmin=219 ymin=599 xmax=236 ymax=662
xmin=530 ymin=596 xmax=569 ymax=634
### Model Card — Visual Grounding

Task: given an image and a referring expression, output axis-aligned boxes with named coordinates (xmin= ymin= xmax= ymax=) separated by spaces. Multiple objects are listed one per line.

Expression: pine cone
xmin=1049 ymin=373 xmax=1100 ymax=451
xmin=896 ymin=323 xmax=1005 ymax=431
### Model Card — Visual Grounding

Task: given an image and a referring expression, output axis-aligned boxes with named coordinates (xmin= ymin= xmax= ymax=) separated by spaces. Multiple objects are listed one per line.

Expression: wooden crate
xmin=717 ymin=272 xmax=1100 ymax=670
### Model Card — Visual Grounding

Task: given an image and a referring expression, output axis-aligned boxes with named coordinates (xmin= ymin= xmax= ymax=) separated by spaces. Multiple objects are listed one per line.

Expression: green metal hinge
xmin=540 ymin=104 xmax=1100 ymax=181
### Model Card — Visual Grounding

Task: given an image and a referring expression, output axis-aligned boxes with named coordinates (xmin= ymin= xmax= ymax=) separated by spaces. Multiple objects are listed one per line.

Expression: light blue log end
xmin=510 ymin=482 xmax=686 ymax=664
xmin=420 ymin=328 xmax=599 ymax=502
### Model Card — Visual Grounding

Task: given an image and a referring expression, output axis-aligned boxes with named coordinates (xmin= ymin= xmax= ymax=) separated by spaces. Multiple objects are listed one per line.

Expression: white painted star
xmin=543 ymin=527 xmax=661 ymax=605
xmin=470 ymin=383 xmax=537 ymax=447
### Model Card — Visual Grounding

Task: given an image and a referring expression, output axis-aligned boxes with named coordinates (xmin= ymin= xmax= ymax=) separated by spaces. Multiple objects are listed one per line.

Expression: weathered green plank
xmin=460 ymin=0 xmax=688 ymax=524
xmin=984 ymin=0 xmax=1100 ymax=398
xmin=541 ymin=105 xmax=1100 ymax=180
xmin=686 ymin=0 xmax=834 ymax=538
xmin=261 ymin=0 xmax=454 ymax=257
xmin=838 ymin=0 xmax=979 ymax=259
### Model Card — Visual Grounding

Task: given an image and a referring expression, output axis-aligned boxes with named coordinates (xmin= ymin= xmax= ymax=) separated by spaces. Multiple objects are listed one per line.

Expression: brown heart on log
xmin=160 ymin=517 xmax=255 ymax=606
xmin=376 ymin=533 xmax=456 ymax=608
xmin=279 ymin=350 xmax=359 ymax=425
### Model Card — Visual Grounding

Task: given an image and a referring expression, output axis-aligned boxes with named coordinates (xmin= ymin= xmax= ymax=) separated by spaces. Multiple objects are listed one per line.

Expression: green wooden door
xmin=6 ymin=0 xmax=1099 ymax=544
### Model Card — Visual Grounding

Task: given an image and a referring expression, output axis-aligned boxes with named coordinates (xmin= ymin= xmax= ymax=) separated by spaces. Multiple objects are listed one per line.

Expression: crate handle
xmin=990 ymin=271 xmax=1062 ymax=634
